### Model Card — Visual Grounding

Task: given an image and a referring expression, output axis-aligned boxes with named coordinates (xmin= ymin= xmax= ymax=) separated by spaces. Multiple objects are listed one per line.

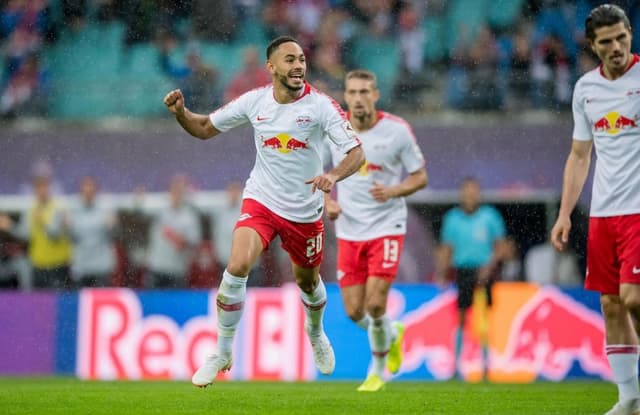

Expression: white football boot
xmin=191 ymin=354 xmax=232 ymax=388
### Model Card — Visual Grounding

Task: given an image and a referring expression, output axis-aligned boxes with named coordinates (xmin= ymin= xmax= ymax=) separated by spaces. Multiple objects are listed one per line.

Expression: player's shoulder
xmin=242 ymin=84 xmax=272 ymax=99
xmin=378 ymin=111 xmax=415 ymax=135
xmin=308 ymin=84 xmax=344 ymax=111
xmin=575 ymin=66 xmax=603 ymax=90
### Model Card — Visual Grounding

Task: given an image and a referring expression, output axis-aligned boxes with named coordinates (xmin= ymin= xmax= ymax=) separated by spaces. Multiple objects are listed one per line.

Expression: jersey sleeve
xmin=571 ymin=79 xmax=592 ymax=141
xmin=319 ymin=95 xmax=361 ymax=153
xmin=398 ymin=123 xmax=425 ymax=173
xmin=208 ymin=90 xmax=253 ymax=132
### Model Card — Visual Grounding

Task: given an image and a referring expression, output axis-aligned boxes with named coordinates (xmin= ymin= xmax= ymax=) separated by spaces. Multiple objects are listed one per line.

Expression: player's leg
xmin=356 ymin=276 xmax=393 ymax=391
xmin=283 ymin=218 xmax=335 ymax=375
xmin=455 ymin=268 xmax=475 ymax=379
xmin=192 ymin=200 xmax=275 ymax=387
xmin=292 ymin=263 xmax=335 ymax=375
xmin=336 ymin=238 xmax=369 ymax=328
xmin=588 ymin=216 xmax=640 ymax=414
xmin=357 ymin=236 xmax=404 ymax=391
xmin=601 ymin=295 xmax=640 ymax=415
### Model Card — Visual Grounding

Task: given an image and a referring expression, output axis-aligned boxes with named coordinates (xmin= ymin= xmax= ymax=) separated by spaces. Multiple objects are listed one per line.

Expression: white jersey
xmin=325 ymin=111 xmax=425 ymax=240
xmin=573 ymin=55 xmax=640 ymax=217
xmin=209 ymin=83 xmax=361 ymax=223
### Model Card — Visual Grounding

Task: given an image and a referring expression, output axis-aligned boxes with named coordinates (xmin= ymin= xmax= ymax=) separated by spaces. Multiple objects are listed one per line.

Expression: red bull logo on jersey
xmin=593 ymin=112 xmax=638 ymax=135
xmin=358 ymin=160 xmax=384 ymax=176
xmin=261 ymin=133 xmax=308 ymax=154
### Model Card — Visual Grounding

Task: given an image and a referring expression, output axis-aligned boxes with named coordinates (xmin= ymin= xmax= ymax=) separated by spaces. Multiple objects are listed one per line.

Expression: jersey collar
xmin=599 ymin=53 xmax=639 ymax=79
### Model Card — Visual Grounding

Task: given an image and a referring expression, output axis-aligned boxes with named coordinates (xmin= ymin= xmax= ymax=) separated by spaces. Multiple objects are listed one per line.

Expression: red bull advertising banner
xmin=0 ymin=283 xmax=609 ymax=381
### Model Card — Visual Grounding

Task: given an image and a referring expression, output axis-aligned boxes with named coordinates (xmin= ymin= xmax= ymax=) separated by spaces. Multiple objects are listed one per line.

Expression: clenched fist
xmin=164 ymin=89 xmax=185 ymax=115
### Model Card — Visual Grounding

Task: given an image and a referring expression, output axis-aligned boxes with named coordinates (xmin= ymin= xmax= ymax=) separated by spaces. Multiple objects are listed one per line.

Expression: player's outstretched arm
xmin=306 ymin=146 xmax=365 ymax=193
xmin=163 ymin=89 xmax=220 ymax=140
xmin=550 ymin=139 xmax=593 ymax=251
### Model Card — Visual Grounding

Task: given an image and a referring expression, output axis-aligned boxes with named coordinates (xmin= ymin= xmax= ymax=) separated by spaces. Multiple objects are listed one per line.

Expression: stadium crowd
xmin=0 ymin=159 xmax=583 ymax=291
xmin=1 ymin=0 xmax=635 ymax=118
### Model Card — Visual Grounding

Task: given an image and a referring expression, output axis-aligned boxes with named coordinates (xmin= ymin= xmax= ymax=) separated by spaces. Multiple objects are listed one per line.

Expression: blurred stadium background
xmin=0 ymin=0 xmax=626 ymax=406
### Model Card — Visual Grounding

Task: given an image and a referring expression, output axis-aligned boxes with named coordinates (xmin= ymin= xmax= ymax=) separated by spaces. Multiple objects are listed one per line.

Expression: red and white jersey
xmin=209 ymin=83 xmax=360 ymax=223
xmin=325 ymin=111 xmax=425 ymax=240
xmin=573 ymin=55 xmax=640 ymax=217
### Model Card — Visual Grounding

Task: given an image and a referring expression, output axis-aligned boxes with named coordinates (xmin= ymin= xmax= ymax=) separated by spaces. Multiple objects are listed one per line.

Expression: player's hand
xmin=163 ymin=89 xmax=185 ymax=116
xmin=550 ymin=215 xmax=571 ymax=251
xmin=369 ymin=182 xmax=393 ymax=203
xmin=305 ymin=173 xmax=337 ymax=193
xmin=325 ymin=198 xmax=341 ymax=220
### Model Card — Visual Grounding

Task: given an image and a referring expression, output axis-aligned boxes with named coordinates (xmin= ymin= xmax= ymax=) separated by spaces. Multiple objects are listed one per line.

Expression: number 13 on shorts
xmin=384 ymin=238 xmax=399 ymax=263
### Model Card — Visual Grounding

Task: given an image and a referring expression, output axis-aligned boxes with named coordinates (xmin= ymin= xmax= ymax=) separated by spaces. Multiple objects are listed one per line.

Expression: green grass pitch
xmin=0 ymin=378 xmax=617 ymax=414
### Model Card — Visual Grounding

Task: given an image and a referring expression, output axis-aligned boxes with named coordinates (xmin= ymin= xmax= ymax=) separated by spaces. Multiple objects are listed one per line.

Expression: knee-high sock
xmin=369 ymin=315 xmax=392 ymax=376
xmin=607 ymin=345 xmax=640 ymax=401
xmin=216 ymin=270 xmax=247 ymax=358
xmin=300 ymin=277 xmax=327 ymax=337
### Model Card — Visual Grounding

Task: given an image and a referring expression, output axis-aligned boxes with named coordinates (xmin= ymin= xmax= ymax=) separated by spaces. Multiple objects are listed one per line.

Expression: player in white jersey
xmin=550 ymin=5 xmax=640 ymax=415
xmin=163 ymin=36 xmax=365 ymax=387
xmin=324 ymin=70 xmax=427 ymax=391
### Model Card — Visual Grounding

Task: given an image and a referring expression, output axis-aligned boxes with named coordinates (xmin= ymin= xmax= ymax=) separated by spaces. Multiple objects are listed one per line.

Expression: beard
xmin=277 ymin=73 xmax=305 ymax=92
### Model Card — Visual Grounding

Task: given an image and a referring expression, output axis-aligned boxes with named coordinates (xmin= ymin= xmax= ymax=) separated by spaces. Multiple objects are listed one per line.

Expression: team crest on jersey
xmin=296 ymin=115 xmax=313 ymax=128
xmin=626 ymin=88 xmax=640 ymax=97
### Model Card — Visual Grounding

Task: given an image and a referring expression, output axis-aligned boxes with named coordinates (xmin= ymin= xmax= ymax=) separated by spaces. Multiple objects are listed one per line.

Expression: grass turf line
xmin=0 ymin=378 xmax=617 ymax=415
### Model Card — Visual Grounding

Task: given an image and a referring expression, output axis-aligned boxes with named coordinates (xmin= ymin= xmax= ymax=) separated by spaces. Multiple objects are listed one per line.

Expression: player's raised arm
xmin=163 ymin=89 xmax=220 ymax=140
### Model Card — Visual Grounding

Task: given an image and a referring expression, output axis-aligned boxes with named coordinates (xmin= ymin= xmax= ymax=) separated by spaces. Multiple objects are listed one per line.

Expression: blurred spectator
xmin=576 ymin=49 xmax=598 ymax=76
xmin=308 ymin=42 xmax=345 ymax=103
xmin=397 ymin=3 xmax=425 ymax=76
xmin=114 ymin=187 xmax=150 ymax=288
xmin=261 ymin=0 xmax=299 ymax=42
xmin=394 ymin=3 xmax=429 ymax=107
xmin=0 ymin=213 xmax=24 ymax=289
xmin=121 ymin=0 xmax=157 ymax=47
xmin=210 ymin=181 xmax=242 ymax=271
xmin=158 ymin=38 xmax=220 ymax=112
xmin=3 ymin=27 xmax=40 ymax=85
xmin=501 ymin=25 xmax=533 ymax=110
xmin=345 ymin=0 xmax=398 ymax=37
xmin=62 ymin=0 xmax=87 ymax=32
xmin=524 ymin=242 xmax=582 ymax=286
xmin=3 ymin=167 xmax=71 ymax=289
xmin=65 ymin=176 xmax=117 ymax=287
xmin=498 ymin=237 xmax=522 ymax=282
xmin=223 ymin=46 xmax=271 ymax=102
xmin=1 ymin=53 xmax=47 ymax=118
xmin=531 ymin=33 xmax=572 ymax=108
xmin=447 ymin=26 xmax=502 ymax=110
xmin=191 ymin=0 xmax=235 ymax=42
xmin=145 ymin=175 xmax=201 ymax=289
